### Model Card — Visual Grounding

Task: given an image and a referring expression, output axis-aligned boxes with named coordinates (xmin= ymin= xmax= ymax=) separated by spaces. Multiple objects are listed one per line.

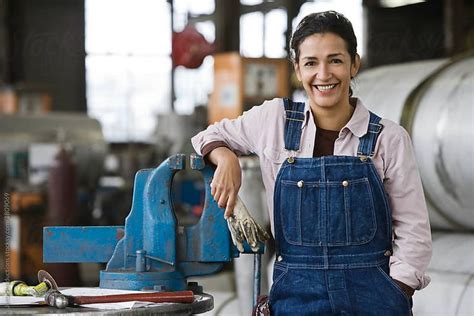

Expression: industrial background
xmin=0 ymin=0 xmax=473 ymax=314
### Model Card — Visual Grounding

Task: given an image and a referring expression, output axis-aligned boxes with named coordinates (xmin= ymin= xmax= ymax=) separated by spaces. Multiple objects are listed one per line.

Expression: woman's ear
xmin=351 ymin=53 xmax=361 ymax=78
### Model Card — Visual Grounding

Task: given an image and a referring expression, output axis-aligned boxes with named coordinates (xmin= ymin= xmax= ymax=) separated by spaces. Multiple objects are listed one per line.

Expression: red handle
xmin=72 ymin=290 xmax=195 ymax=305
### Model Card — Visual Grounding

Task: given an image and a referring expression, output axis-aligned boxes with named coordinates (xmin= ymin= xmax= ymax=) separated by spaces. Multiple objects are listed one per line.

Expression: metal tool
xmin=43 ymin=154 xmax=264 ymax=296
xmin=0 ymin=270 xmax=57 ymax=297
xmin=44 ymin=289 xmax=195 ymax=309
xmin=38 ymin=270 xmax=59 ymax=291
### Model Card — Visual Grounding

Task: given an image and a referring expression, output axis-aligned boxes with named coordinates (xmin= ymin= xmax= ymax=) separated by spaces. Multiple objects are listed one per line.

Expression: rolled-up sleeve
xmin=383 ymin=126 xmax=432 ymax=290
xmin=191 ymin=101 xmax=268 ymax=156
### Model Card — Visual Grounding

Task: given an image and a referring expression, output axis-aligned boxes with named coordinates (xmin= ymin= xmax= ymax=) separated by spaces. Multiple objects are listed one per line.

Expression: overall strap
xmin=283 ymin=98 xmax=306 ymax=151
xmin=357 ymin=111 xmax=383 ymax=158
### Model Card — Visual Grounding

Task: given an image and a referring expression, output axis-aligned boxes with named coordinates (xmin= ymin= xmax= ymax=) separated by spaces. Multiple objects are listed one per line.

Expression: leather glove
xmin=226 ymin=196 xmax=270 ymax=252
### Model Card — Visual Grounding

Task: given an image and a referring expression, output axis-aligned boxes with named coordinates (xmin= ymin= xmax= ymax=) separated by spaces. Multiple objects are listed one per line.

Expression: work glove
xmin=226 ymin=196 xmax=270 ymax=252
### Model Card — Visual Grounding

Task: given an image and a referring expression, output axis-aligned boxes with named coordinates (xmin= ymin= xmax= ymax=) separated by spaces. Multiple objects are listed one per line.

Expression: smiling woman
xmin=293 ymin=32 xmax=360 ymax=130
xmin=191 ymin=10 xmax=432 ymax=315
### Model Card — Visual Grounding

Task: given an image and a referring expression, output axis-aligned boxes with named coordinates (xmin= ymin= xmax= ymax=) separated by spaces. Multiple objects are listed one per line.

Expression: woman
xmin=192 ymin=11 xmax=431 ymax=315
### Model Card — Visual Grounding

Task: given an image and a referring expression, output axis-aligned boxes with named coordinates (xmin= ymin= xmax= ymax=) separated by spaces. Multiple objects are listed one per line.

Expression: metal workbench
xmin=0 ymin=293 xmax=213 ymax=315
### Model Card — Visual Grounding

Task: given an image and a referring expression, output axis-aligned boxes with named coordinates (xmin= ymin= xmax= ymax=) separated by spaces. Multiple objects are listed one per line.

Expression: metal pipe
xmin=253 ymin=253 xmax=262 ymax=310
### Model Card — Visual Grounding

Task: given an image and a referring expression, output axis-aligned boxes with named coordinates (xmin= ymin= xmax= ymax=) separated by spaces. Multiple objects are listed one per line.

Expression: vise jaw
xmin=43 ymin=154 xmax=261 ymax=291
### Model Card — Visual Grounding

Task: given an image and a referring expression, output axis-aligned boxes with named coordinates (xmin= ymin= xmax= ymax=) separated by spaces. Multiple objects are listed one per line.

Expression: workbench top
xmin=0 ymin=293 xmax=213 ymax=315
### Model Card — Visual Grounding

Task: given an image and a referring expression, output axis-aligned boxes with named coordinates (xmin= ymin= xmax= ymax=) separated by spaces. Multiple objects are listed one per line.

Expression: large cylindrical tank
xmin=412 ymin=232 xmax=474 ymax=315
xmin=47 ymin=148 xmax=78 ymax=225
xmin=355 ymin=53 xmax=474 ymax=231
xmin=0 ymin=112 xmax=107 ymax=186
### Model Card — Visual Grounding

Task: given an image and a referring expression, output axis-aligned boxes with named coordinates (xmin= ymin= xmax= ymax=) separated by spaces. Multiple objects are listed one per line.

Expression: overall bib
xmin=269 ymin=99 xmax=413 ymax=315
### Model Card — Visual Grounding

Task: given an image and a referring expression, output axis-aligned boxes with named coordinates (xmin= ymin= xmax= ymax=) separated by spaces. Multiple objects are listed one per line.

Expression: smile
xmin=314 ymin=84 xmax=338 ymax=91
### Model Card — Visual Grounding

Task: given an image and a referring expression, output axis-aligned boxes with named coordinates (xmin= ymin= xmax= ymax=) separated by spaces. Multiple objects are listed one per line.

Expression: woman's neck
xmin=311 ymin=100 xmax=355 ymax=131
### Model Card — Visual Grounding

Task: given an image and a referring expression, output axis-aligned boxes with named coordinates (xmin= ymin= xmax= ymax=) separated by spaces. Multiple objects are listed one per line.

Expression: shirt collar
xmin=301 ymin=98 xmax=370 ymax=137
xmin=342 ymin=98 xmax=370 ymax=138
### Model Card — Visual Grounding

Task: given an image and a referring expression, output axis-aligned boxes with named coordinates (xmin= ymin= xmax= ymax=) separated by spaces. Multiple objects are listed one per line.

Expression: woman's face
xmin=294 ymin=32 xmax=360 ymax=111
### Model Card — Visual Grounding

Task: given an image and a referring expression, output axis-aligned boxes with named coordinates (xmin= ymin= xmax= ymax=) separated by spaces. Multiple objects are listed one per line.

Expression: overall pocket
xmin=279 ymin=177 xmax=377 ymax=246
xmin=375 ymin=265 xmax=412 ymax=309
xmin=268 ymin=262 xmax=289 ymax=305
xmin=279 ymin=180 xmax=321 ymax=245
xmin=327 ymin=177 xmax=377 ymax=245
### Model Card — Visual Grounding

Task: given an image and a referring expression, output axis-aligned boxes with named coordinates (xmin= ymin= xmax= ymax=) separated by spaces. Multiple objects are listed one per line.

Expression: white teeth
xmin=316 ymin=84 xmax=336 ymax=91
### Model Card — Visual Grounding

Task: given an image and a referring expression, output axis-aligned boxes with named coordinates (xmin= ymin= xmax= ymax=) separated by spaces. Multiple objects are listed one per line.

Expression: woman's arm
xmin=382 ymin=124 xmax=433 ymax=292
xmin=191 ymin=99 xmax=278 ymax=216
xmin=207 ymin=147 xmax=242 ymax=218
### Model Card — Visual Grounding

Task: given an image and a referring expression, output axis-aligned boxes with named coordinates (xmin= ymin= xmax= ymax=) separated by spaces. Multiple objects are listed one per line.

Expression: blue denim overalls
xmin=269 ymin=99 xmax=413 ymax=315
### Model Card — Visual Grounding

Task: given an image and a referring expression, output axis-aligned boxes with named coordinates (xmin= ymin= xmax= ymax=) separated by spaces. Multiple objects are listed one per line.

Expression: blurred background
xmin=0 ymin=0 xmax=472 ymax=315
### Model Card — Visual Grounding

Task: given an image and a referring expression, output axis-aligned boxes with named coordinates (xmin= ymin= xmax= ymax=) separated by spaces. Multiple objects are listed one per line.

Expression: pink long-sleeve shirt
xmin=191 ymin=97 xmax=432 ymax=290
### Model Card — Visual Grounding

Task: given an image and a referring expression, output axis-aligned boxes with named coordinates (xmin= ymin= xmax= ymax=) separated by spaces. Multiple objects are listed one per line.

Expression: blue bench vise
xmin=43 ymin=154 xmax=263 ymax=292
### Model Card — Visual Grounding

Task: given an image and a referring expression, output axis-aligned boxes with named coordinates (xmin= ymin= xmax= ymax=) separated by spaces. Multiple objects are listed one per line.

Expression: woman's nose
xmin=316 ymin=63 xmax=331 ymax=80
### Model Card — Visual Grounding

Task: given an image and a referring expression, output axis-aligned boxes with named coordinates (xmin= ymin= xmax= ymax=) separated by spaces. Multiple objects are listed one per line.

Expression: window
xmin=295 ymin=0 xmax=364 ymax=57
xmin=240 ymin=12 xmax=264 ymax=57
xmin=86 ymin=0 xmax=215 ymax=142
xmin=172 ymin=0 xmax=215 ymax=115
xmin=265 ymin=9 xmax=287 ymax=58
xmin=240 ymin=9 xmax=287 ymax=58
xmin=85 ymin=0 xmax=171 ymax=142
xmin=239 ymin=0 xmax=363 ymax=59
xmin=85 ymin=0 xmax=172 ymax=142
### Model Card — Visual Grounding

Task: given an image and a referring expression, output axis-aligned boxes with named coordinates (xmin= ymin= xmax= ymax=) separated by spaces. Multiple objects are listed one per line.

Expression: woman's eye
xmin=330 ymin=59 xmax=342 ymax=64
xmin=304 ymin=61 xmax=315 ymax=67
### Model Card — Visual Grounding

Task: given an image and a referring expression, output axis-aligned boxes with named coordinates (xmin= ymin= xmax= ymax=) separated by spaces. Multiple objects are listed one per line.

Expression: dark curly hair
xmin=290 ymin=11 xmax=357 ymax=64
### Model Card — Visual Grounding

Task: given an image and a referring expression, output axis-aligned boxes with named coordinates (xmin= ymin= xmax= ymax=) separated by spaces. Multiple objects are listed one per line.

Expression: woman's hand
xmin=207 ymin=147 xmax=242 ymax=218
xmin=393 ymin=279 xmax=415 ymax=297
